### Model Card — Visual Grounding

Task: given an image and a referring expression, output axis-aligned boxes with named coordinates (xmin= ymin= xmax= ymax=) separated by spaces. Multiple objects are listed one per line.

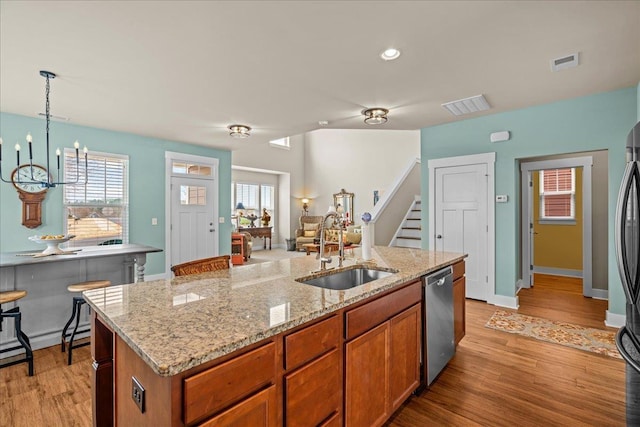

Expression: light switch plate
xmin=151 ymin=217 xmax=158 ymax=225
xmin=219 ymin=217 xmax=225 ymax=223
xmin=496 ymin=195 xmax=508 ymax=203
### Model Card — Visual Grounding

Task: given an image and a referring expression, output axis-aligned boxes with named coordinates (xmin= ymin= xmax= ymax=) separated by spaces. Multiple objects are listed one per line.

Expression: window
xmin=539 ymin=168 xmax=575 ymax=220
xmin=63 ymin=149 xmax=129 ymax=247
xmin=269 ymin=137 xmax=290 ymax=149
xmin=232 ymin=182 xmax=275 ymax=229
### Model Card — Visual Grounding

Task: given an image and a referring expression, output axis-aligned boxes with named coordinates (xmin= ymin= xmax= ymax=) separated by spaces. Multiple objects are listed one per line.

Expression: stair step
xmin=396 ymin=236 xmax=421 ymax=240
xmin=402 ymin=227 xmax=421 ymax=230
xmin=394 ymin=238 xmax=422 ymax=249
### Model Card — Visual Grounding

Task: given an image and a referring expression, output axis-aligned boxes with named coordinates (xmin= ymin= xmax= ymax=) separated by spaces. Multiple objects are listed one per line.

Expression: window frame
xmin=63 ymin=148 xmax=129 ymax=247
xmin=231 ymin=181 xmax=275 ymax=230
xmin=539 ymin=167 xmax=576 ymax=224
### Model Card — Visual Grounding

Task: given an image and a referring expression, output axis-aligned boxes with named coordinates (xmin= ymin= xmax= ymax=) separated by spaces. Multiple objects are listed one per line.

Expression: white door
xmin=171 ymin=176 xmax=218 ymax=266
xmin=434 ymin=163 xmax=488 ymax=301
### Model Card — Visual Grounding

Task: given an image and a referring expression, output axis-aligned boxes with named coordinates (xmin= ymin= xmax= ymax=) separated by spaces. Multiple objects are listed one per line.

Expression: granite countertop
xmin=84 ymin=246 xmax=465 ymax=377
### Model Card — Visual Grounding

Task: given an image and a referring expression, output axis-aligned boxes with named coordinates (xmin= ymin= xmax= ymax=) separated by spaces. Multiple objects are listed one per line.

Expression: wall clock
xmin=11 ymin=164 xmax=50 ymax=229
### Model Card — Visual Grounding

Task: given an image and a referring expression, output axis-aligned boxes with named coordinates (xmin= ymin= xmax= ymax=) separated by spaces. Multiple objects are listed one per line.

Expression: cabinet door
xmin=199 ymin=385 xmax=277 ymax=427
xmin=389 ymin=304 xmax=421 ymax=412
xmin=345 ymin=322 xmax=389 ymax=427
xmin=453 ymin=276 xmax=466 ymax=345
xmin=285 ymin=349 xmax=341 ymax=427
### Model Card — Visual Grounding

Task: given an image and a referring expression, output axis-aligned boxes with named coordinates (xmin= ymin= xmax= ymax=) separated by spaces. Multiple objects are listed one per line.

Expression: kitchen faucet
xmin=318 ymin=209 xmax=346 ymax=271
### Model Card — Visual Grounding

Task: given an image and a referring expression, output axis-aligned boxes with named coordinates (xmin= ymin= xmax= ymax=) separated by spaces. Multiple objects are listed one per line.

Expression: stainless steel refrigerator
xmin=615 ymin=120 xmax=640 ymax=423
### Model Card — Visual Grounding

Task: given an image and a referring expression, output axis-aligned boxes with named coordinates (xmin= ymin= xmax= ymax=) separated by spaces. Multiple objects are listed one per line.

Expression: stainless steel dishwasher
xmin=424 ymin=265 xmax=455 ymax=385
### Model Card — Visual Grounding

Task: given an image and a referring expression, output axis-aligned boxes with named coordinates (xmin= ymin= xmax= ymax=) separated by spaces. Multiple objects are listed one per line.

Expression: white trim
xmin=532 ymin=266 xmax=582 ymax=278
xmin=428 ymin=152 xmax=496 ymax=302
xmin=389 ymin=196 xmax=421 ymax=246
xmin=370 ymin=157 xmax=421 ymax=222
xmin=605 ymin=310 xmax=625 ymax=328
xmin=487 ymin=294 xmax=519 ymax=309
xmin=520 ymin=156 xmax=593 ymax=297
xmin=165 ymin=151 xmax=220 ymax=276
xmin=591 ymin=289 xmax=609 ymax=300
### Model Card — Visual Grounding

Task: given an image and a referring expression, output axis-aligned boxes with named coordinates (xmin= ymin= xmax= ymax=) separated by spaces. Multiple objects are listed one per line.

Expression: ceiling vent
xmin=551 ymin=53 xmax=579 ymax=72
xmin=441 ymin=94 xmax=491 ymax=116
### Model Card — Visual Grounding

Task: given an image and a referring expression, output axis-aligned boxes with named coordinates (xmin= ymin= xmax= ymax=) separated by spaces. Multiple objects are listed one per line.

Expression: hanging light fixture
xmin=363 ymin=108 xmax=389 ymax=125
xmin=0 ymin=70 xmax=88 ymax=188
xmin=228 ymin=124 xmax=251 ymax=138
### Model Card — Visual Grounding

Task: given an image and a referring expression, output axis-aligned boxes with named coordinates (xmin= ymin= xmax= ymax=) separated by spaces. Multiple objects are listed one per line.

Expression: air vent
xmin=551 ymin=53 xmax=579 ymax=72
xmin=441 ymin=94 xmax=491 ymax=117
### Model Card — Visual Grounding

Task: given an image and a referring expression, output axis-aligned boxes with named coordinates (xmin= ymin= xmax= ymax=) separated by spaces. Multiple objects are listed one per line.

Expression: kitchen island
xmin=0 ymin=244 xmax=161 ymax=354
xmin=85 ymin=246 xmax=466 ymax=426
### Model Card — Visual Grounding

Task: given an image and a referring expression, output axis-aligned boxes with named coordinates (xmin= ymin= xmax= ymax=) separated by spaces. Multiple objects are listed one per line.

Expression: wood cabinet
xmin=284 ymin=315 xmax=342 ymax=427
xmin=344 ymin=281 xmax=422 ymax=427
xmin=231 ymin=233 xmax=244 ymax=265
xmin=452 ymin=261 xmax=466 ymax=344
xmin=199 ymin=386 xmax=278 ymax=427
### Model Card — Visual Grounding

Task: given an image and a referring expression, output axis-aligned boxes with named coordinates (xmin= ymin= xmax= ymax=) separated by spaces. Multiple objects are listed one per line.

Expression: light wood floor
xmin=0 ymin=274 xmax=626 ymax=426
xmin=388 ymin=273 xmax=626 ymax=426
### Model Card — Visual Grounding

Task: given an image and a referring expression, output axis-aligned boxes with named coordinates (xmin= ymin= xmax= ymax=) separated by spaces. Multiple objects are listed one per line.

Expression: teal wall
xmin=0 ymin=112 xmax=232 ymax=275
xmin=420 ymin=87 xmax=638 ymax=315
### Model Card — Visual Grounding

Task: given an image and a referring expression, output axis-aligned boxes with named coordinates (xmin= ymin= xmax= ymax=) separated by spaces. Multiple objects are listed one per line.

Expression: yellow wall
xmin=532 ymin=168 xmax=582 ymax=270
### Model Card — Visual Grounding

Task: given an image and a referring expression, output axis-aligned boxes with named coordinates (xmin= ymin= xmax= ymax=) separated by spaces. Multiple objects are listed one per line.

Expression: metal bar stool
xmin=61 ymin=280 xmax=111 ymax=365
xmin=0 ymin=290 xmax=34 ymax=376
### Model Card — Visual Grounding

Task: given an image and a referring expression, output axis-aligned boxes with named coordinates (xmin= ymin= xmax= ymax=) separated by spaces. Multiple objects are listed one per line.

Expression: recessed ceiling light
xmin=363 ymin=108 xmax=389 ymax=125
xmin=380 ymin=48 xmax=401 ymax=61
xmin=228 ymin=124 xmax=251 ymax=138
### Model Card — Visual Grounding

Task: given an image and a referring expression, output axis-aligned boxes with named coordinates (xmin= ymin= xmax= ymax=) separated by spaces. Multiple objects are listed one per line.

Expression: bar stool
xmin=0 ymin=290 xmax=34 ymax=376
xmin=61 ymin=280 xmax=111 ymax=365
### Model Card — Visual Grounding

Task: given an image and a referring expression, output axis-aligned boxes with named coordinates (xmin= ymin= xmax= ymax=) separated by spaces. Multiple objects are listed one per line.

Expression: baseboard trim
xmin=605 ymin=310 xmax=625 ymax=328
xmin=532 ymin=267 xmax=582 ymax=278
xmin=590 ymin=288 xmax=608 ymax=300
xmin=488 ymin=294 xmax=519 ymax=309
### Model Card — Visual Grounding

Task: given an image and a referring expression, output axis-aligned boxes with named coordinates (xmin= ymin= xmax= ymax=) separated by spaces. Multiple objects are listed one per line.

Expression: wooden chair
xmin=171 ymin=255 xmax=231 ymax=277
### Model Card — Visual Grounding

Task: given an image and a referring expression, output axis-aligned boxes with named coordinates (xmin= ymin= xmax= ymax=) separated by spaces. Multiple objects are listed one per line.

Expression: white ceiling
xmin=1 ymin=1 xmax=639 ymax=152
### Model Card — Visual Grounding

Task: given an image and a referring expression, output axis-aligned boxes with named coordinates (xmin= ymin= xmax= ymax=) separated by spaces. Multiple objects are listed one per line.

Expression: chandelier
xmin=0 ymin=70 xmax=88 ymax=188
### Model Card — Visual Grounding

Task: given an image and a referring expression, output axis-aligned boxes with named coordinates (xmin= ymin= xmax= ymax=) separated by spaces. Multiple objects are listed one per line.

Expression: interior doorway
xmin=520 ymin=151 xmax=609 ymax=303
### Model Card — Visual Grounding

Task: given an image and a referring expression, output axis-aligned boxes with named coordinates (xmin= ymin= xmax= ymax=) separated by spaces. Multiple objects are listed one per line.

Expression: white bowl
xmin=29 ymin=234 xmax=75 ymax=255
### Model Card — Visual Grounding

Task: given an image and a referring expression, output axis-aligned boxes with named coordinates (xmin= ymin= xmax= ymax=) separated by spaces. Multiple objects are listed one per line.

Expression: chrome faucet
xmin=318 ymin=210 xmax=346 ymax=271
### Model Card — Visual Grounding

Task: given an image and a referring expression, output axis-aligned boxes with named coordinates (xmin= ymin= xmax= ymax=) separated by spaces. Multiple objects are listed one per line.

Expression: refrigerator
xmin=615 ymin=120 xmax=640 ymax=423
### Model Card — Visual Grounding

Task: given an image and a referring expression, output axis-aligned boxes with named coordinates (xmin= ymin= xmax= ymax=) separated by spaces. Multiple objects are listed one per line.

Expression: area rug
xmin=485 ymin=310 xmax=621 ymax=359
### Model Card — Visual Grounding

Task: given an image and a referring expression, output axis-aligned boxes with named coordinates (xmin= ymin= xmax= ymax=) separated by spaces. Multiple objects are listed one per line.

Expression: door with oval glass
xmin=171 ymin=176 xmax=218 ymax=266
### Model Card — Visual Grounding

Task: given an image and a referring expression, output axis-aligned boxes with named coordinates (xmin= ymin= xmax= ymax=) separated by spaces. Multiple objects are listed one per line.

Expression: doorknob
xmin=436 ymin=234 xmax=442 ymax=239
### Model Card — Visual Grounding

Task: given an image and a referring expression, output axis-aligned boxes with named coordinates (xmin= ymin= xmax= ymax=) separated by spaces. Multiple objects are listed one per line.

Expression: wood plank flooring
xmin=0 ymin=274 xmax=627 ymax=426
xmin=388 ymin=274 xmax=626 ymax=426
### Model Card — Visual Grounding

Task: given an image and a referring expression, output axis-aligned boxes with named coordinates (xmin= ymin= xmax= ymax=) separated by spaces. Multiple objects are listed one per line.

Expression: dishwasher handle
xmin=425 ymin=266 xmax=453 ymax=286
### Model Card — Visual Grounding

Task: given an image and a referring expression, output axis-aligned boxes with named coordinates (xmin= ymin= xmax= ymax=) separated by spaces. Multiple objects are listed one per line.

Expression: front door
xmin=171 ymin=176 xmax=218 ymax=266
xmin=434 ymin=163 xmax=489 ymax=301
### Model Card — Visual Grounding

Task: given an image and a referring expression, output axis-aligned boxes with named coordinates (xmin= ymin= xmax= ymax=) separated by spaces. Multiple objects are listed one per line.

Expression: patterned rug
xmin=485 ymin=310 xmax=621 ymax=359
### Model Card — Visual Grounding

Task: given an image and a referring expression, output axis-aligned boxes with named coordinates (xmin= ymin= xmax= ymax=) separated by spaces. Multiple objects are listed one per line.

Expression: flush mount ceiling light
xmin=228 ymin=124 xmax=251 ymax=138
xmin=380 ymin=48 xmax=401 ymax=61
xmin=363 ymin=108 xmax=389 ymax=125
xmin=441 ymin=94 xmax=491 ymax=117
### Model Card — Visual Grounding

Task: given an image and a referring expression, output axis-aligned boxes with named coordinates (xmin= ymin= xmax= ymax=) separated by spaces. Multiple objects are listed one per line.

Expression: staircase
xmin=390 ymin=198 xmax=422 ymax=249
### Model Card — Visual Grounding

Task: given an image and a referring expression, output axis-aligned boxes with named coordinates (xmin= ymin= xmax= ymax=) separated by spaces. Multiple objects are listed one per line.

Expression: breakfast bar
xmin=0 ymin=243 xmax=162 ymax=355
xmin=85 ymin=246 xmax=466 ymax=426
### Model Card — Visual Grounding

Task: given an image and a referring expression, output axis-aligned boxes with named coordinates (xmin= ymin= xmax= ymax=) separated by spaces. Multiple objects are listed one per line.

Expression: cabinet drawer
xmin=184 ymin=342 xmax=275 ymax=425
xmin=345 ymin=281 xmax=421 ymax=341
xmin=285 ymin=315 xmax=340 ymax=370
xmin=199 ymin=385 xmax=277 ymax=427
xmin=452 ymin=261 xmax=465 ymax=281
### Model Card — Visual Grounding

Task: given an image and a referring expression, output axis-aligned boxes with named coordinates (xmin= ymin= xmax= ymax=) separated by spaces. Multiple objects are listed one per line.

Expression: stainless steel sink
xmin=296 ymin=267 xmax=396 ymax=290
